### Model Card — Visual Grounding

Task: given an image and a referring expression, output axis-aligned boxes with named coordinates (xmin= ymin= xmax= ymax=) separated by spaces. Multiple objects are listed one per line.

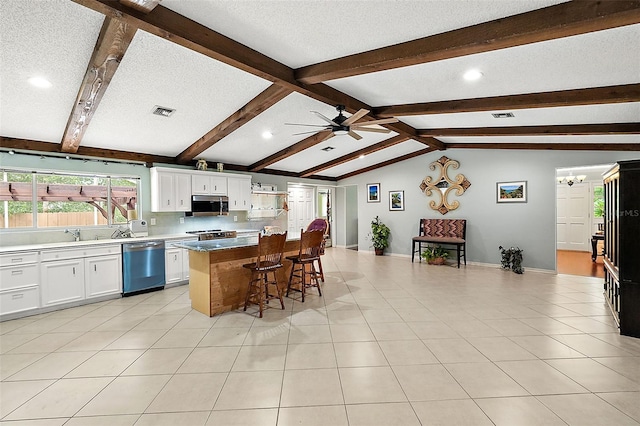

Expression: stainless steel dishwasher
xmin=122 ymin=241 xmax=166 ymax=296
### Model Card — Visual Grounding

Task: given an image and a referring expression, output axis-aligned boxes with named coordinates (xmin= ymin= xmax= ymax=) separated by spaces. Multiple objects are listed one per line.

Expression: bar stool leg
xmin=273 ymin=270 xmax=285 ymax=310
xmin=311 ymin=263 xmax=322 ymax=296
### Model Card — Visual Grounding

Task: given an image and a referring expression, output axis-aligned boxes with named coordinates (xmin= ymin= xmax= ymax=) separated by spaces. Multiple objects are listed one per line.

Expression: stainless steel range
xmin=186 ymin=229 xmax=237 ymax=241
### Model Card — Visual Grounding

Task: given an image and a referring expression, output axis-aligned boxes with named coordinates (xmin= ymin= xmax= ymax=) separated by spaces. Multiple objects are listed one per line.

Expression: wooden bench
xmin=411 ymin=219 xmax=467 ymax=268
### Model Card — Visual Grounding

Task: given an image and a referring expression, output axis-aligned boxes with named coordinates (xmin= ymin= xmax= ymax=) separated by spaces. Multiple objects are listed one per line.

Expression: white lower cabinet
xmin=40 ymin=245 xmax=122 ymax=308
xmin=0 ymin=252 xmax=40 ymax=315
xmin=165 ymin=242 xmax=191 ymax=285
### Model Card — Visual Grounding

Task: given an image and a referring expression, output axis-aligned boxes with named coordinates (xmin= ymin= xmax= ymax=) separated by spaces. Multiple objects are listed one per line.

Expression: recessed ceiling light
xmin=28 ymin=77 xmax=52 ymax=88
xmin=359 ymin=154 xmax=365 ymax=159
xmin=262 ymin=131 xmax=273 ymax=139
xmin=492 ymin=112 xmax=515 ymax=118
xmin=463 ymin=69 xmax=483 ymax=81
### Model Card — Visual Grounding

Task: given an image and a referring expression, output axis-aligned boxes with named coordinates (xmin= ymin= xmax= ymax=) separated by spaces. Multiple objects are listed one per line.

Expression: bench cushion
xmin=412 ymin=236 xmax=465 ymax=245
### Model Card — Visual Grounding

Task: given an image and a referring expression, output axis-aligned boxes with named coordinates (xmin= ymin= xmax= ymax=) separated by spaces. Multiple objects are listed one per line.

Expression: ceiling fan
xmin=286 ymin=105 xmax=398 ymax=141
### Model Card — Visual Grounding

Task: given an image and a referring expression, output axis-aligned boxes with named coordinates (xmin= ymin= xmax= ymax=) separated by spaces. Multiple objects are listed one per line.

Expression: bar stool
xmin=286 ymin=229 xmax=324 ymax=302
xmin=305 ymin=219 xmax=328 ymax=282
xmin=243 ymin=232 xmax=287 ymax=318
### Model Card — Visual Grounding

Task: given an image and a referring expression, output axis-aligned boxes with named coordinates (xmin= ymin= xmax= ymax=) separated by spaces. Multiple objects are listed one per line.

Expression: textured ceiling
xmin=1 ymin=0 xmax=638 ymax=180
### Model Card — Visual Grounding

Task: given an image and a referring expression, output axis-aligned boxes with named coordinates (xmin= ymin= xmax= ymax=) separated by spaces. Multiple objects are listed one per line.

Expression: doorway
xmin=287 ymin=185 xmax=315 ymax=239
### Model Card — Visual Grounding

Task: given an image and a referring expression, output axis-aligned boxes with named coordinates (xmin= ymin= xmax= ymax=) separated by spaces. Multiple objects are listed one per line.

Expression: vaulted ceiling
xmin=1 ymin=0 xmax=639 ymax=181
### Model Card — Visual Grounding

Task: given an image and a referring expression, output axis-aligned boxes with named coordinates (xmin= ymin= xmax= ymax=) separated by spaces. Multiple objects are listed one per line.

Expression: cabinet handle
xmin=11 ymin=258 xmax=22 ymax=263
xmin=167 ymin=200 xmax=170 ymax=206
xmin=214 ymin=185 xmax=217 ymax=191
xmin=174 ymin=254 xmax=177 ymax=261
xmin=12 ymin=270 xmax=23 ymax=275
xmin=94 ymin=264 xmax=97 ymax=272
xmin=73 ymin=267 xmax=76 ymax=275
xmin=12 ymin=293 xmax=24 ymax=300
xmin=204 ymin=185 xmax=207 ymax=191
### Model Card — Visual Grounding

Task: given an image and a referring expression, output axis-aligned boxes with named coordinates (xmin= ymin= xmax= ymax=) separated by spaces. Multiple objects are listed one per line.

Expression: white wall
xmin=338 ymin=149 xmax=640 ymax=271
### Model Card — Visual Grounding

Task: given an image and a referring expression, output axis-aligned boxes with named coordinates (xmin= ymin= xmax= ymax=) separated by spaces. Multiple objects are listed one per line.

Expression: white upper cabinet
xmin=192 ymin=174 xmax=227 ymax=195
xmin=150 ymin=168 xmax=192 ymax=212
xmin=227 ymin=176 xmax=251 ymax=211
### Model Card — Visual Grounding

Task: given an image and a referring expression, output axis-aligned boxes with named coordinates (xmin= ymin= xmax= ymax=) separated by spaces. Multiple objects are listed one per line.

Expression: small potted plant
xmin=421 ymin=245 xmax=449 ymax=265
xmin=369 ymin=216 xmax=390 ymax=255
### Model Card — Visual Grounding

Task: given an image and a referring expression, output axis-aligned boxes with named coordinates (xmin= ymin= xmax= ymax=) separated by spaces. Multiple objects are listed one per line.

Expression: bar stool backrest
xmin=255 ymin=231 xmax=287 ymax=270
xmin=298 ymin=229 xmax=324 ymax=260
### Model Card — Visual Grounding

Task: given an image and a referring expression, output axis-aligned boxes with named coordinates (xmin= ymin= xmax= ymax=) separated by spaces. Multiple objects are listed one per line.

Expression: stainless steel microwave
xmin=186 ymin=195 xmax=229 ymax=216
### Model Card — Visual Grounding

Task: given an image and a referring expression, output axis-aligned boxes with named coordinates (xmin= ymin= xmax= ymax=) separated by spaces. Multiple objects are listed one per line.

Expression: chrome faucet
xmin=65 ymin=228 xmax=81 ymax=242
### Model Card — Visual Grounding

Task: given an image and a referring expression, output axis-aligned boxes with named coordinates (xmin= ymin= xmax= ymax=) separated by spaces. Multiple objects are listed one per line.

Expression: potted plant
xmin=421 ymin=245 xmax=449 ymax=265
xmin=369 ymin=216 xmax=390 ymax=255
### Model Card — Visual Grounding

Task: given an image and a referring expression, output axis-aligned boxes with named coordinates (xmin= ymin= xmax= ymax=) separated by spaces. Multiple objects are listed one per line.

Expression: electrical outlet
xmin=233 ymin=216 xmax=237 ymax=222
xmin=150 ymin=218 xmax=156 ymax=226
xmin=179 ymin=217 xmax=184 ymax=224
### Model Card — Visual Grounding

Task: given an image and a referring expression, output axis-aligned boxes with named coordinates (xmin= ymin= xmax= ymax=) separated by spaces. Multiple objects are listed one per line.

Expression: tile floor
xmin=1 ymin=248 xmax=639 ymax=425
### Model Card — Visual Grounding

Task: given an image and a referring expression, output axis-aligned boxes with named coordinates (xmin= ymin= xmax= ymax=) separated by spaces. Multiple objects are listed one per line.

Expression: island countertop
xmin=174 ymin=235 xmax=299 ymax=252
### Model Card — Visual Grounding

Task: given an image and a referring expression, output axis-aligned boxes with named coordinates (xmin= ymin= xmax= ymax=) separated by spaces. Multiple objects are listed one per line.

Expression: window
xmin=0 ymin=170 xmax=139 ymax=229
xmin=594 ymin=185 xmax=604 ymax=218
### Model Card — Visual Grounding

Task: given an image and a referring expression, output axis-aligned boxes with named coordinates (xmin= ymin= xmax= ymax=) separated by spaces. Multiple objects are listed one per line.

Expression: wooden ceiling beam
xmin=375 ymin=84 xmax=640 ymax=117
xmin=295 ymin=1 xmax=640 ymax=84
xmin=176 ymin=84 xmax=292 ymax=164
xmin=418 ymin=123 xmax=640 ymax=137
xmin=337 ymin=148 xmax=434 ymax=180
xmin=447 ymin=143 xmax=640 ymax=151
xmin=61 ymin=16 xmax=136 ymax=153
xmin=248 ymin=130 xmax=333 ymax=172
xmin=119 ymin=0 xmax=161 ymax=14
xmin=300 ymin=135 xmax=409 ymax=177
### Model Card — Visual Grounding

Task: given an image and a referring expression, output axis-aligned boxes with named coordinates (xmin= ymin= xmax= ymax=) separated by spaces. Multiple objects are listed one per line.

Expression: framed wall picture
xmin=367 ymin=183 xmax=380 ymax=203
xmin=497 ymin=181 xmax=527 ymax=203
xmin=389 ymin=190 xmax=404 ymax=211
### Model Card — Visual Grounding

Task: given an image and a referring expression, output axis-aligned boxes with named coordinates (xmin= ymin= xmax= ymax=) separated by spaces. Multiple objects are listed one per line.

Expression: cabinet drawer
xmin=0 ymin=264 xmax=38 ymax=291
xmin=0 ymin=286 xmax=39 ymax=315
xmin=0 ymin=252 xmax=39 ymax=267
xmin=41 ymin=245 xmax=121 ymax=261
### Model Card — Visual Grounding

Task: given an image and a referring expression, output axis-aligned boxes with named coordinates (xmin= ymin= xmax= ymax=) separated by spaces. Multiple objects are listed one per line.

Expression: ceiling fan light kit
xmin=286 ymin=105 xmax=398 ymax=140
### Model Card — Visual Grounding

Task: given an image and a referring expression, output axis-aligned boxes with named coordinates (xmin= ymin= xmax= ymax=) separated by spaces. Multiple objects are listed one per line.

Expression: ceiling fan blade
xmin=322 ymin=132 xmax=336 ymax=142
xmin=348 ymin=130 xmax=363 ymax=141
xmin=285 ymin=123 xmax=330 ymax=128
xmin=342 ymin=108 xmax=370 ymax=126
xmin=292 ymin=130 xmax=324 ymax=136
xmin=353 ymin=117 xmax=399 ymax=126
xmin=311 ymin=111 xmax=339 ymax=126
xmin=351 ymin=127 xmax=391 ymax=134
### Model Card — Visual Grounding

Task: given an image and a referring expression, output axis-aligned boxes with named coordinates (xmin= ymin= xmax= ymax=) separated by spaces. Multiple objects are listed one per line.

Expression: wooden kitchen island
xmin=176 ymin=236 xmax=300 ymax=317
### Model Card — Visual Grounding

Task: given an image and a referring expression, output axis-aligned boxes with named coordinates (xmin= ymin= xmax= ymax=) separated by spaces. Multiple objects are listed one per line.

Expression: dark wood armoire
xmin=603 ymin=159 xmax=640 ymax=338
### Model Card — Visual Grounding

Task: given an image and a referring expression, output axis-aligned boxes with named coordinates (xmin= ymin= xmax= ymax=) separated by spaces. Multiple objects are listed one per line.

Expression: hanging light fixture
xmin=557 ymin=173 xmax=587 ymax=186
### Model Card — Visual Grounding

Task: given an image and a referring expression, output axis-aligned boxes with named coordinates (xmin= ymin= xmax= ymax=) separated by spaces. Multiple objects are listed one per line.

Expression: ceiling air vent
xmin=491 ymin=112 xmax=514 ymax=118
xmin=321 ymin=146 xmax=335 ymax=152
xmin=152 ymin=106 xmax=175 ymax=117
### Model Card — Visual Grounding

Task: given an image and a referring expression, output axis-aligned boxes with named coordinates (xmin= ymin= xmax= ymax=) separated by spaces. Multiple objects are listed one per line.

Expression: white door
xmin=557 ymin=183 xmax=590 ymax=251
xmin=288 ymin=186 xmax=315 ymax=238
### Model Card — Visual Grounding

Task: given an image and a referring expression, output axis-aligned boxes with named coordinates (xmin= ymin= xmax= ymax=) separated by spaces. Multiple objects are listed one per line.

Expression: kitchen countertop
xmin=175 ymin=235 xmax=299 ymax=252
xmin=0 ymin=234 xmax=197 ymax=254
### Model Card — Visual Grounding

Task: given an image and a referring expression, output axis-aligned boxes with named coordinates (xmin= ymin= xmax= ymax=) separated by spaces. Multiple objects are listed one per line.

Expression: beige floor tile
xmin=393 ymin=364 xmax=467 ymax=401
xmin=597 ymin=391 xmax=640 ymax=423
xmin=369 ymin=322 xmax=419 ymax=341
xmin=5 ymin=377 xmax=111 ymax=420
xmin=339 ymin=366 xmax=406 ymax=404
xmin=212 ymin=312 xmax=256 ymax=328
xmin=0 ymin=353 xmax=46 ymax=380
xmin=104 ymin=329 xmax=166 ymax=350
xmin=0 ymin=380 xmax=55 ymax=418
xmin=214 ymin=371 xmax=283 ymax=410
xmin=245 ymin=324 xmax=290 ymax=345
xmin=423 ymin=338 xmax=489 ymax=363
xmin=177 ymin=346 xmax=240 ymax=373
xmin=334 ymin=341 xmax=388 ymax=367
xmin=355 ymin=298 xmax=391 ymax=310
xmin=467 ymin=337 xmax=537 ymax=361
xmin=361 ymin=309 xmax=403 ymax=324
xmin=288 ymin=325 xmax=332 ymax=344
xmin=0 ymin=318 xmax=37 ymax=334
xmin=7 ymin=332 xmax=83 ymax=354
xmin=592 ymin=333 xmax=640 ymax=356
xmin=290 ymin=309 xmax=329 ymax=326
xmin=132 ymin=315 xmax=183 ymax=330
xmin=146 ymin=372 xmax=226 ymax=412
xmin=538 ymin=393 xmax=638 ymax=426
xmin=281 ymin=368 xmax=344 ymax=407
xmin=545 ymin=358 xmax=640 ymax=392
xmin=0 ymin=418 xmax=67 ymax=425
xmin=64 ymin=414 xmax=138 ymax=425
xmin=330 ymin=324 xmax=375 ymax=342
xmin=327 ymin=310 xmax=366 ymax=325
xmin=173 ymin=311 xmax=218 ymax=329
xmin=232 ymin=344 xmax=287 ymax=371
xmin=278 ymin=405 xmax=347 ymax=426
xmin=552 ymin=334 xmax=635 ymax=357
xmin=8 ymin=318 xmax=72 ymax=334
xmin=198 ymin=327 xmax=249 ymax=346
xmin=411 ymin=399 xmax=493 ymax=425
xmin=495 ymin=360 xmax=588 ymax=395
xmin=475 ymin=396 xmax=566 ymax=426
xmin=509 ymin=335 xmax=586 ymax=359
xmin=92 ymin=315 xmax=147 ymax=332
xmin=407 ymin=322 xmax=459 ymax=339
xmin=206 ymin=409 xmax=277 ymax=425
xmin=444 ymin=319 xmax=502 ymax=338
xmin=121 ymin=348 xmax=192 ymax=375
xmin=57 ymin=331 xmax=125 ymax=352
xmin=445 ymin=363 xmax=528 ymax=398
xmin=594 ymin=356 xmax=640 ymax=383
xmin=285 ymin=343 xmax=337 ymax=369
xmin=66 ymin=350 xmax=144 ymax=377
xmin=395 ymin=308 xmax=439 ymax=322
xmin=518 ymin=318 xmax=582 ymax=335
xmin=50 ymin=316 xmax=111 ymax=333
xmin=151 ymin=328 xmax=207 ymax=348
xmin=346 ymin=402 xmax=420 ymax=426
xmin=481 ymin=319 xmax=543 ymax=336
xmin=77 ymin=375 xmax=171 ymax=416
xmin=135 ymin=411 xmax=209 ymax=426
xmin=0 ymin=333 xmax=40 ymax=354
xmin=7 ymin=351 xmax=95 ymax=380
xmin=378 ymin=340 xmax=438 ymax=365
